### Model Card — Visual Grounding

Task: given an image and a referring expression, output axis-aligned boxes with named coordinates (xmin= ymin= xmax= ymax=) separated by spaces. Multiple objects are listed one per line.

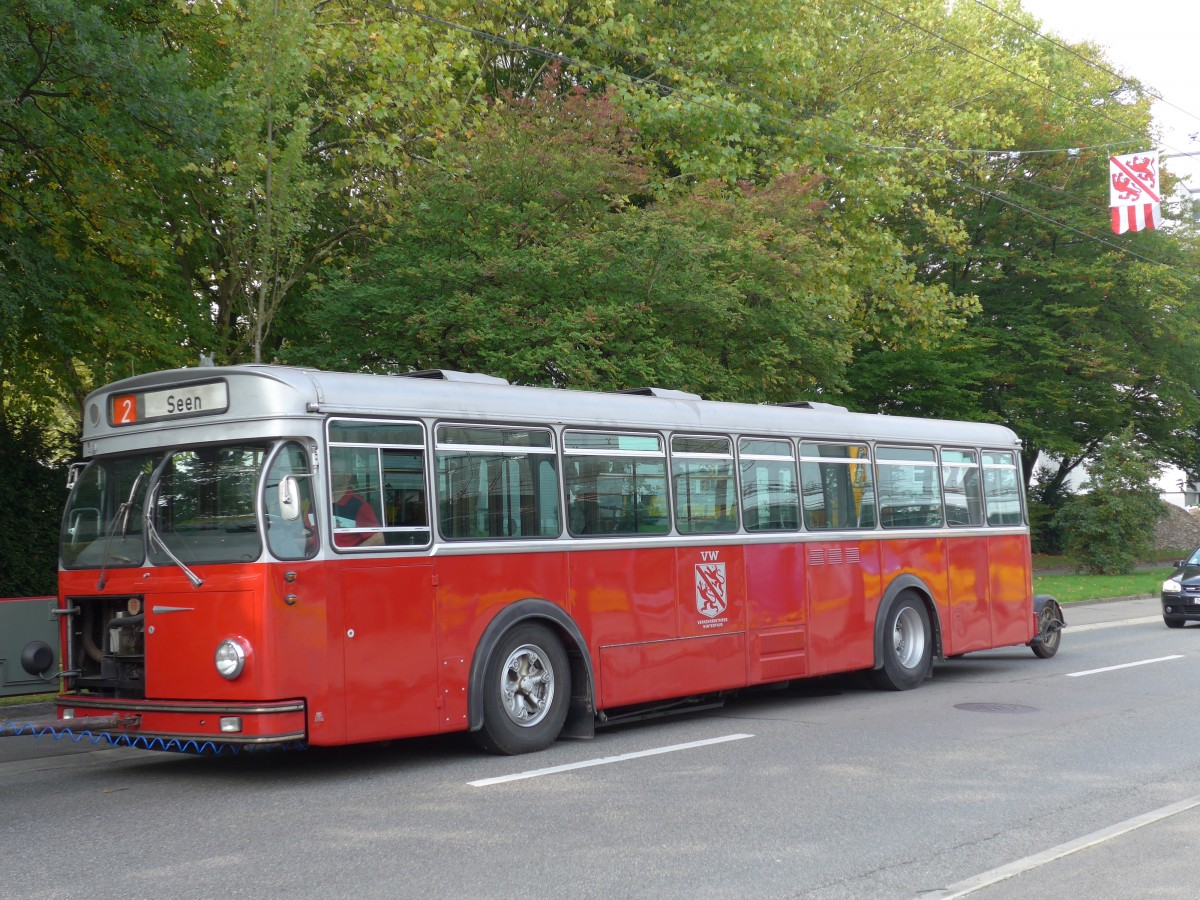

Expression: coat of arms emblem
xmin=695 ymin=562 xmax=728 ymax=618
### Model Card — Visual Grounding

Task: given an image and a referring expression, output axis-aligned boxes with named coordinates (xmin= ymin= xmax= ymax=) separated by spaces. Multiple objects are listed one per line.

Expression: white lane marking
xmin=1065 ymin=655 xmax=1184 ymax=677
xmin=1064 ymin=615 xmax=1161 ymax=633
xmin=916 ymin=794 xmax=1200 ymax=899
xmin=468 ymin=733 xmax=754 ymax=787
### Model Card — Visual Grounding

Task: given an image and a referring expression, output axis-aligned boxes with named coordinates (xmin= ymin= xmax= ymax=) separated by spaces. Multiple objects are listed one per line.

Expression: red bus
xmin=5 ymin=365 xmax=1062 ymax=754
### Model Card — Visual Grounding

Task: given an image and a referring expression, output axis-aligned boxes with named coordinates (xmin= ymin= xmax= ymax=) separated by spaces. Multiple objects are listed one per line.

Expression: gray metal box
xmin=0 ymin=597 xmax=59 ymax=697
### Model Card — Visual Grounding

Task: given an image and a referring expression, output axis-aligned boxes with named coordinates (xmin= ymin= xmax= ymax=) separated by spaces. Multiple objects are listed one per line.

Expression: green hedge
xmin=0 ymin=420 xmax=70 ymax=596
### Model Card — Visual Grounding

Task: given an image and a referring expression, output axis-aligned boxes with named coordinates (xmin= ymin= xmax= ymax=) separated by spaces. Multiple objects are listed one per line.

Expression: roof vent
xmin=614 ymin=386 xmax=702 ymax=401
xmin=397 ymin=369 xmax=509 ymax=385
xmin=775 ymin=400 xmax=849 ymax=412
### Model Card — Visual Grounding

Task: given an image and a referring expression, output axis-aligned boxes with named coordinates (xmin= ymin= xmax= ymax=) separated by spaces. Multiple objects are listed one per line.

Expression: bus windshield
xmin=61 ymin=443 xmax=272 ymax=569
xmin=62 ymin=452 xmax=159 ymax=569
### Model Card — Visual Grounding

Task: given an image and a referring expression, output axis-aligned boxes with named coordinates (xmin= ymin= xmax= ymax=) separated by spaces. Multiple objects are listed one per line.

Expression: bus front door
xmin=340 ymin=563 xmax=439 ymax=743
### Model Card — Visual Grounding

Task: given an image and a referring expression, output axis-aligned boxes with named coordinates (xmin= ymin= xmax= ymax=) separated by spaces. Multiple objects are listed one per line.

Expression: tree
xmin=183 ymin=0 xmax=495 ymax=364
xmin=835 ymin=0 xmax=1200 ymax=499
xmin=196 ymin=0 xmax=317 ymax=364
xmin=1056 ymin=428 xmax=1165 ymax=575
xmin=290 ymin=80 xmax=858 ymax=399
xmin=0 ymin=0 xmax=218 ymax=432
xmin=0 ymin=415 xmax=69 ymax=595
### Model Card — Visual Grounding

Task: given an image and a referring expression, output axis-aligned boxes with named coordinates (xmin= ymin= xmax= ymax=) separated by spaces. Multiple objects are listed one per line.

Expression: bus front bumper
xmin=1 ymin=695 xmax=307 ymax=753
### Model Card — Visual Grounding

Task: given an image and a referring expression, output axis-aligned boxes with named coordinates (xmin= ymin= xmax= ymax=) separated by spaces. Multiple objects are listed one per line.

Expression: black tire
xmin=472 ymin=623 xmax=571 ymax=755
xmin=1165 ymin=616 xmax=1186 ymax=629
xmin=1031 ymin=604 xmax=1062 ymax=658
xmin=870 ymin=592 xmax=932 ymax=691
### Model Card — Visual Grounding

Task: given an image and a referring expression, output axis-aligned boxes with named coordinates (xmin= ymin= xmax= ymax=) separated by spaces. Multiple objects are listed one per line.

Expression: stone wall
xmin=1154 ymin=502 xmax=1200 ymax=553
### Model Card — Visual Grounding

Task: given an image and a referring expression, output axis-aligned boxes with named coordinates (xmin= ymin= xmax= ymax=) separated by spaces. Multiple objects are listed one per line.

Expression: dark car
xmin=1161 ymin=548 xmax=1200 ymax=627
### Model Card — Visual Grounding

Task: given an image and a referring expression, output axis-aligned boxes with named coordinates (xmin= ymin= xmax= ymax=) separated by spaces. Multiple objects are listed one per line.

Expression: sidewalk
xmin=1060 ymin=593 xmax=1162 ymax=628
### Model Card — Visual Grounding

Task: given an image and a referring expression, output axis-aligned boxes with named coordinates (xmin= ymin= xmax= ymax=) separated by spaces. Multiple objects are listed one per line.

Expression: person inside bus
xmin=332 ymin=471 xmax=385 ymax=547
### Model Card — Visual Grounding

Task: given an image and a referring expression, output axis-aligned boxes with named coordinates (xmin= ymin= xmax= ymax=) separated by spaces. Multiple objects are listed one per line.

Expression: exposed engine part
xmin=68 ymin=597 xmax=146 ymax=698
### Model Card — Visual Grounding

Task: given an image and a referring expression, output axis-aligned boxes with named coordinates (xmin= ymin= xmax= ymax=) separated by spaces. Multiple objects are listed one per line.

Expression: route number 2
xmin=112 ymin=394 xmax=138 ymax=425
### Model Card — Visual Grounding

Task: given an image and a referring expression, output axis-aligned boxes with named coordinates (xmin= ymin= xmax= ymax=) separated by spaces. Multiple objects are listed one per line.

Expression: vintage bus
xmin=4 ymin=365 xmax=1062 ymax=755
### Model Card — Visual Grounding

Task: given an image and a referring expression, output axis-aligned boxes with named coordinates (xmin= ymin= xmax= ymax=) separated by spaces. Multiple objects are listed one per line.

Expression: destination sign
xmin=110 ymin=380 xmax=229 ymax=426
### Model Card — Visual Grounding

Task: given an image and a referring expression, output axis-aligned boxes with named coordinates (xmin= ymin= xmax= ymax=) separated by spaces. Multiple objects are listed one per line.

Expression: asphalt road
xmin=2 ymin=595 xmax=1197 ymax=899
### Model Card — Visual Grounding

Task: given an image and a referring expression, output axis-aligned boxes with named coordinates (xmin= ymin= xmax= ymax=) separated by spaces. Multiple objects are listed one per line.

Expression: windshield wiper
xmin=97 ymin=472 xmax=144 ymax=590
xmin=145 ymin=483 xmax=204 ymax=588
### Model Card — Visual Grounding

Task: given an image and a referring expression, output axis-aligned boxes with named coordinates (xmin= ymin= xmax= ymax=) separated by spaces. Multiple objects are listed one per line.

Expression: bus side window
xmin=942 ymin=449 xmax=983 ymax=527
xmin=739 ymin=438 xmax=800 ymax=532
xmin=328 ymin=420 xmax=429 ymax=550
xmin=876 ymin=446 xmax=942 ymax=529
xmin=563 ymin=431 xmax=668 ymax=537
xmin=672 ymin=435 xmax=738 ymax=534
xmin=382 ymin=448 xmax=428 ymax=545
xmin=799 ymin=443 xmax=877 ymax=530
xmin=435 ymin=425 xmax=560 ymax=540
xmin=982 ymin=451 xmax=1023 ymax=525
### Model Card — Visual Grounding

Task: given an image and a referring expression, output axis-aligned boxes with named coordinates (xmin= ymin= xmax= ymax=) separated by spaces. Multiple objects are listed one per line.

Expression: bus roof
xmin=80 ymin=364 xmax=1021 ymax=452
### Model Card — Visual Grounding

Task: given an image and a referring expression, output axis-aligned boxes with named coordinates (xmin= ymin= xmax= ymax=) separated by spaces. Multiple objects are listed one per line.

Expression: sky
xmin=1018 ymin=0 xmax=1200 ymax=191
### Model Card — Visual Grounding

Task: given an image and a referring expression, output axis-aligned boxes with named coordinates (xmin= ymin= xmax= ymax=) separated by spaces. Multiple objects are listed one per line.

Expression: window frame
xmin=562 ymin=428 xmax=669 ymax=538
xmin=798 ymin=440 xmax=878 ymax=531
xmin=980 ymin=449 xmax=1025 ymax=526
xmin=874 ymin=444 xmax=944 ymax=529
xmin=738 ymin=436 xmax=801 ymax=533
xmin=327 ymin=417 xmax=431 ymax=552
xmin=670 ymin=433 xmax=739 ymax=535
xmin=940 ymin=447 xmax=984 ymax=528
xmin=434 ymin=422 xmax=561 ymax=541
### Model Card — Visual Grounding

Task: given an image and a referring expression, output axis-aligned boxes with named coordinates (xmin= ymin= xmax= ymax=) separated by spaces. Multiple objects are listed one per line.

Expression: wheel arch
xmin=467 ymin=598 xmax=596 ymax=740
xmin=1033 ymin=593 xmax=1064 ymax=626
xmin=874 ymin=575 xmax=943 ymax=670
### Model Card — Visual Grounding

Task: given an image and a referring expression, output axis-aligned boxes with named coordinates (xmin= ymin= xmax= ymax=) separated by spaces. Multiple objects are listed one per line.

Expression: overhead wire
xmin=857 ymin=0 xmax=1130 ymax=130
xmin=867 ymin=0 xmax=1198 ymax=165
xmin=492 ymin=2 xmax=1184 ymax=263
xmin=970 ymin=0 xmax=1200 ymax=133
xmin=391 ymin=2 xmax=1187 ymax=268
xmin=469 ymin=0 xmax=1140 ymax=159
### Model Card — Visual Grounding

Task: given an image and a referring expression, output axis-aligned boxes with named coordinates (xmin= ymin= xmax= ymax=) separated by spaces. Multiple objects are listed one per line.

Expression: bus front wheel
xmin=871 ymin=593 xmax=932 ymax=691
xmin=473 ymin=623 xmax=571 ymax=755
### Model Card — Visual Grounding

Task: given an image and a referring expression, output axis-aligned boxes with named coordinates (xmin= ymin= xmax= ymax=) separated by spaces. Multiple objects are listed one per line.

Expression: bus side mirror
xmin=279 ymin=476 xmax=302 ymax=522
xmin=66 ymin=462 xmax=85 ymax=490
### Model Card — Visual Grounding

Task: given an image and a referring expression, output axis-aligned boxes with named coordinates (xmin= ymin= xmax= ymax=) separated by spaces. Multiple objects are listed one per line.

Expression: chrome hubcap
xmin=893 ymin=607 xmax=926 ymax=669
xmin=500 ymin=643 xmax=555 ymax=728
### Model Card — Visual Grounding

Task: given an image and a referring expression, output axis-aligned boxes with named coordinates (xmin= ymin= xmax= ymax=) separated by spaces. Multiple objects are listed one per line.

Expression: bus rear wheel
xmin=473 ymin=623 xmax=571 ymax=755
xmin=1031 ymin=604 xmax=1062 ymax=658
xmin=871 ymin=593 xmax=932 ymax=691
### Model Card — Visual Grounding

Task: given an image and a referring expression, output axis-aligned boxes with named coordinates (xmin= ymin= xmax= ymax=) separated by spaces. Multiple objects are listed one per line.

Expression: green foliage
xmin=188 ymin=0 xmax=493 ymax=363
xmin=5 ymin=0 xmax=1200 ymax=604
xmin=1028 ymin=464 xmax=1074 ymax=556
xmin=0 ymin=0 xmax=217 ymax=425
xmin=0 ymin=416 xmax=70 ymax=596
xmin=1056 ymin=429 xmax=1166 ymax=575
xmin=207 ymin=0 xmax=318 ymax=363
xmin=290 ymin=82 xmax=854 ymax=399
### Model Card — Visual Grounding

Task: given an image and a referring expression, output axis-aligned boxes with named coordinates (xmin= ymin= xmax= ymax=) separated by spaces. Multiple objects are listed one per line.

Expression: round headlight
xmin=1163 ymin=579 xmax=1183 ymax=594
xmin=215 ymin=639 xmax=247 ymax=679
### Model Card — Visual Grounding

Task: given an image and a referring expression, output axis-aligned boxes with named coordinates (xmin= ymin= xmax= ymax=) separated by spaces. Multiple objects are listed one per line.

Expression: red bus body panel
xmin=52 ymin=530 xmax=1035 ymax=749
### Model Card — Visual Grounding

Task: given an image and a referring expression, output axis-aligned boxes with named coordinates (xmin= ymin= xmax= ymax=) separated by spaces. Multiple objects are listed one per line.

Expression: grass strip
xmin=1033 ymin=567 xmax=1172 ymax=605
